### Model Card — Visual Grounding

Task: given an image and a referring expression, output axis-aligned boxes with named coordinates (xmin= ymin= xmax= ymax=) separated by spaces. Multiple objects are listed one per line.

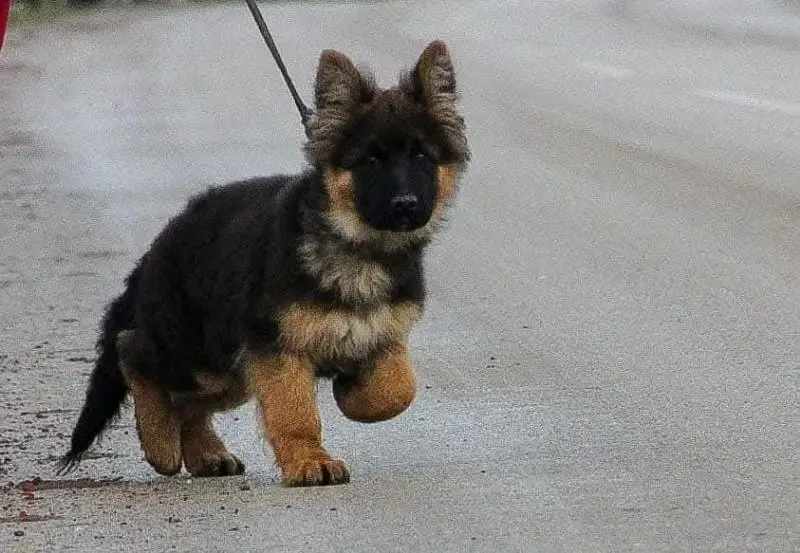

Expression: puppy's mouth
xmin=374 ymin=200 xmax=432 ymax=232
xmin=372 ymin=214 xmax=430 ymax=233
xmin=393 ymin=220 xmax=415 ymax=232
xmin=386 ymin=216 xmax=418 ymax=232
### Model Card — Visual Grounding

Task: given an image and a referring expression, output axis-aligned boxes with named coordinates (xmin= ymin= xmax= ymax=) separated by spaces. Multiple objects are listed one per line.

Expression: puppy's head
xmin=304 ymin=40 xmax=470 ymax=249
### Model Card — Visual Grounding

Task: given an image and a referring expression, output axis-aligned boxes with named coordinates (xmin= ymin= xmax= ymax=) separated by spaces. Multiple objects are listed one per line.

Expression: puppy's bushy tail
xmin=57 ymin=265 xmax=141 ymax=475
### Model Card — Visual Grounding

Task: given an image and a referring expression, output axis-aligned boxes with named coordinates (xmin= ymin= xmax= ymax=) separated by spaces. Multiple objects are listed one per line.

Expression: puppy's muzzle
xmin=388 ymin=194 xmax=424 ymax=231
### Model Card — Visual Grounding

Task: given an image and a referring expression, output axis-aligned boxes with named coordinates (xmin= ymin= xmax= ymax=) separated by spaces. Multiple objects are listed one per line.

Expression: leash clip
xmin=243 ymin=0 xmax=314 ymax=139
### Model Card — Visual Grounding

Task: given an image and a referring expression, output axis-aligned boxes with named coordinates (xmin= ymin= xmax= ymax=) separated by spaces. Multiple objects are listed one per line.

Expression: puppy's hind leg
xmin=178 ymin=407 xmax=245 ymax=477
xmin=116 ymin=330 xmax=183 ymax=476
xmin=171 ymin=371 xmax=249 ymax=477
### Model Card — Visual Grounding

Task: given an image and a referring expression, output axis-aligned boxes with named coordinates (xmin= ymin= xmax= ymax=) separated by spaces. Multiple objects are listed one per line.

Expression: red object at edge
xmin=0 ymin=0 xmax=12 ymax=52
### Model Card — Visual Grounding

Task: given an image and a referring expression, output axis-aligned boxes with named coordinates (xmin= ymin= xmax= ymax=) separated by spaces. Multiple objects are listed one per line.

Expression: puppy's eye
xmin=365 ymin=144 xmax=386 ymax=165
xmin=410 ymin=142 xmax=432 ymax=162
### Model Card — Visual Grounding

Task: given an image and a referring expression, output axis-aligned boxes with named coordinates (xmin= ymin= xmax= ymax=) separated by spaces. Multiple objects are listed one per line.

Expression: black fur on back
xmin=129 ymin=170 xmax=428 ymax=388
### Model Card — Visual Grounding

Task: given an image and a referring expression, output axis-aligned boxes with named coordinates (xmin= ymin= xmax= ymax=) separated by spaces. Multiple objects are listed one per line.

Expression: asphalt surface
xmin=1 ymin=1 xmax=798 ymax=551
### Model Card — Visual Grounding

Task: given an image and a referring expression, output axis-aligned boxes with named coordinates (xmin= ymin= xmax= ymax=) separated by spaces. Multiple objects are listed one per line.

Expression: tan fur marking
xmin=246 ymin=353 xmax=349 ymax=486
xmin=324 ymin=168 xmax=367 ymax=244
xmin=279 ymin=301 xmax=422 ymax=361
xmin=325 ymin=168 xmax=355 ymax=210
xmin=435 ymin=164 xmax=459 ymax=210
xmin=333 ymin=344 xmax=417 ymax=423
xmin=118 ymin=356 xmax=182 ymax=476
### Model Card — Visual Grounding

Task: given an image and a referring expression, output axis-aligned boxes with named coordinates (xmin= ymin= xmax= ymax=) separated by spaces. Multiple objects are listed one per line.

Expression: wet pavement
xmin=1 ymin=1 xmax=798 ymax=551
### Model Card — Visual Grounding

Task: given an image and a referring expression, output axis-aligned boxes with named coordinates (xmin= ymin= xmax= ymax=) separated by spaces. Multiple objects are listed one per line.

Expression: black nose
xmin=389 ymin=194 xmax=419 ymax=219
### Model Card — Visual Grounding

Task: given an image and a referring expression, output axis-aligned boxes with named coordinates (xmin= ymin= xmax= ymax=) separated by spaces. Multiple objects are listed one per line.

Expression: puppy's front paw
xmin=282 ymin=456 xmax=350 ymax=487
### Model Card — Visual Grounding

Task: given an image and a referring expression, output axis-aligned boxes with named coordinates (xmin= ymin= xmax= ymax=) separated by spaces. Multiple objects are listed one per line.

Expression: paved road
xmin=1 ymin=1 xmax=798 ymax=551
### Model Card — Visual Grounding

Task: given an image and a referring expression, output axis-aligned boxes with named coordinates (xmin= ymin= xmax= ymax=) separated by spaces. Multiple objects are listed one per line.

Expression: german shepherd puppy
xmin=58 ymin=40 xmax=470 ymax=486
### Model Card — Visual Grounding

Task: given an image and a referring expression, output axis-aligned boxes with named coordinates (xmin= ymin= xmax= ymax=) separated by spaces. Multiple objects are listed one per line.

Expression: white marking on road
xmin=696 ymin=89 xmax=800 ymax=117
xmin=577 ymin=62 xmax=635 ymax=80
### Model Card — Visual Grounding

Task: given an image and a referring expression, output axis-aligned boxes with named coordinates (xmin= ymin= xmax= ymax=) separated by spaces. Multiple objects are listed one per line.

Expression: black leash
xmin=242 ymin=0 xmax=314 ymax=138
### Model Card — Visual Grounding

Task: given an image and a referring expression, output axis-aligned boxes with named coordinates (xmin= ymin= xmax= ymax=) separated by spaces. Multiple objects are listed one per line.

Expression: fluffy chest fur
xmin=278 ymin=301 xmax=421 ymax=363
xmin=289 ymin=229 xmax=424 ymax=363
xmin=298 ymin=237 xmax=394 ymax=306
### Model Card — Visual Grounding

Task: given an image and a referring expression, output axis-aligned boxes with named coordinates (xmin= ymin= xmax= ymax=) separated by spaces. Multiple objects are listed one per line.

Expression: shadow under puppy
xmin=59 ymin=40 xmax=470 ymax=486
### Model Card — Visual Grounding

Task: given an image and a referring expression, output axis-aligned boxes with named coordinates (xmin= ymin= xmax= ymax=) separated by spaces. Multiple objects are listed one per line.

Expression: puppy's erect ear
xmin=406 ymin=40 xmax=470 ymax=164
xmin=305 ymin=50 xmax=375 ymax=166
xmin=314 ymin=50 xmax=370 ymax=111
xmin=412 ymin=40 xmax=457 ymax=103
